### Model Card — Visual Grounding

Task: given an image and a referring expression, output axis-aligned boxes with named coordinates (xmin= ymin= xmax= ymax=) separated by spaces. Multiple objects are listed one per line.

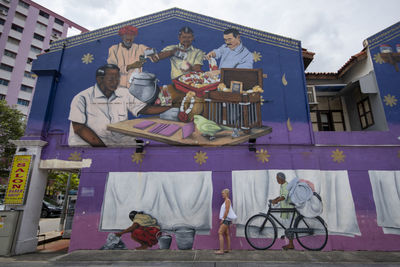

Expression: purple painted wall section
xmin=314 ymin=124 xmax=400 ymax=145
xmin=66 ymin=147 xmax=400 ymax=251
xmin=36 ymin=125 xmax=398 ymax=252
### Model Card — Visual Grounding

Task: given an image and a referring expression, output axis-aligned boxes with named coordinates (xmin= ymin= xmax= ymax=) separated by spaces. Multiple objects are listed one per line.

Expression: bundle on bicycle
xmin=244 ymin=175 xmax=328 ymax=251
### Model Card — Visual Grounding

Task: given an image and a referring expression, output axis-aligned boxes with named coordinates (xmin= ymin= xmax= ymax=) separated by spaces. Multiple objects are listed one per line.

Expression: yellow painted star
xmin=132 ymin=151 xmax=146 ymax=164
xmin=331 ymin=149 xmax=345 ymax=163
xmin=194 ymin=151 xmax=208 ymax=165
xmin=256 ymin=149 xmax=271 ymax=163
xmin=253 ymin=51 xmax=262 ymax=62
xmin=383 ymin=94 xmax=397 ymax=107
xmin=373 ymin=53 xmax=384 ymax=64
xmin=68 ymin=151 xmax=82 ymax=161
xmin=82 ymin=53 xmax=94 ymax=64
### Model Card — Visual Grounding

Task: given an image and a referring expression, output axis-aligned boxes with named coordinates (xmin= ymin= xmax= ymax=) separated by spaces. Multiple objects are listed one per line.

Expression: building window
xmin=20 ymin=85 xmax=33 ymax=93
xmin=11 ymin=23 xmax=24 ymax=33
xmin=39 ymin=10 xmax=49 ymax=19
xmin=0 ymin=78 xmax=9 ymax=86
xmin=0 ymin=18 xmax=5 ymax=25
xmin=311 ymin=110 xmax=346 ymax=132
xmin=17 ymin=98 xmax=29 ymax=106
xmin=15 ymin=12 xmax=27 ymax=21
xmin=18 ymin=0 xmax=29 ymax=9
xmin=30 ymin=45 xmax=41 ymax=54
xmin=357 ymin=97 xmax=374 ymax=129
xmin=33 ymin=33 xmax=44 ymax=41
xmin=27 ymin=58 xmax=33 ymax=64
xmin=24 ymin=71 xmax=35 ymax=79
xmin=51 ymin=29 xmax=62 ymax=39
xmin=4 ymin=49 xmax=17 ymax=58
xmin=36 ymin=22 xmax=47 ymax=31
xmin=0 ymin=94 xmax=6 ymax=100
xmin=0 ymin=4 xmax=8 ymax=15
xmin=54 ymin=18 xmax=64 ymax=26
xmin=7 ymin=37 xmax=20 ymax=46
xmin=0 ymin=63 xmax=13 ymax=72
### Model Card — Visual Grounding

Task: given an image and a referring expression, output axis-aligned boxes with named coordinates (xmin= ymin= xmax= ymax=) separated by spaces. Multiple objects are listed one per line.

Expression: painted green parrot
xmin=193 ymin=115 xmax=233 ymax=140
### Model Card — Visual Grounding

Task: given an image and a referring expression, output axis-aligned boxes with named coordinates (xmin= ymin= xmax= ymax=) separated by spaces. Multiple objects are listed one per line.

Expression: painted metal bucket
xmin=156 ymin=231 xmax=172 ymax=249
xmin=174 ymin=225 xmax=195 ymax=250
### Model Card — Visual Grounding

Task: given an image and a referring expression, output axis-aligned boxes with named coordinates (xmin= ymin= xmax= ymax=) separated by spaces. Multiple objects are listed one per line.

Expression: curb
xmin=37 ymin=233 xmax=63 ymax=245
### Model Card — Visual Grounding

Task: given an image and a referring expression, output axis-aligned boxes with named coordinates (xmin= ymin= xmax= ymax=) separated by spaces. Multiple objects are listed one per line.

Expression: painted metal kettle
xmin=129 ymin=71 xmax=159 ymax=104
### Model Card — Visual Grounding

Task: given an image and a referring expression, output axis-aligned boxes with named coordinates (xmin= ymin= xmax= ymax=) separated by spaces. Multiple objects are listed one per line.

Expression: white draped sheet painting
xmin=369 ymin=171 xmax=400 ymax=235
xmin=232 ymin=170 xmax=361 ymax=237
xmin=101 ymin=171 xmax=213 ymax=234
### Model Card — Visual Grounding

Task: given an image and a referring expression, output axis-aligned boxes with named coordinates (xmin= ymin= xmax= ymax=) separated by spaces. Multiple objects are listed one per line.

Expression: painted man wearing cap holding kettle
xmin=107 ymin=25 xmax=156 ymax=88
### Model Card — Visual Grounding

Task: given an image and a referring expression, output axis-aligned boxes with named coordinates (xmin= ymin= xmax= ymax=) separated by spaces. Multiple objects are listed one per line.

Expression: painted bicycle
xmin=245 ymin=199 xmax=328 ymax=251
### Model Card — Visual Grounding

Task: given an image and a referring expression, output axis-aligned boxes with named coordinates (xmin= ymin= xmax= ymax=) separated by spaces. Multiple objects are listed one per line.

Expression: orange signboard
xmin=4 ymin=155 xmax=33 ymax=205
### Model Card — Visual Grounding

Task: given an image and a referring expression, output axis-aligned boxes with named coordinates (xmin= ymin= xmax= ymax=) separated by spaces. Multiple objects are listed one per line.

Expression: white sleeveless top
xmin=219 ymin=201 xmax=237 ymax=220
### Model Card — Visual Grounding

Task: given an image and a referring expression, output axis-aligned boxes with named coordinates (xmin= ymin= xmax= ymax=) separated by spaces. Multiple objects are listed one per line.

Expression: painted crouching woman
xmin=116 ymin=211 xmax=160 ymax=249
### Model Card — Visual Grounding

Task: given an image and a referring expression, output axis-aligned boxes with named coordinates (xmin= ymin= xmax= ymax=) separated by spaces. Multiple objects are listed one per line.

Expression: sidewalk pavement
xmin=0 ymin=233 xmax=400 ymax=266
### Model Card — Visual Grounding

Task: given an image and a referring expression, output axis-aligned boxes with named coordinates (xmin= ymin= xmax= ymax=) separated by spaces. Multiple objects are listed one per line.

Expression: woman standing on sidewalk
xmin=215 ymin=188 xmax=237 ymax=255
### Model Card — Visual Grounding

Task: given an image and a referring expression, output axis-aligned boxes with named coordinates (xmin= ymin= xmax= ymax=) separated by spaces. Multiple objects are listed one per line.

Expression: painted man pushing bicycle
xmin=246 ymin=172 xmax=327 ymax=251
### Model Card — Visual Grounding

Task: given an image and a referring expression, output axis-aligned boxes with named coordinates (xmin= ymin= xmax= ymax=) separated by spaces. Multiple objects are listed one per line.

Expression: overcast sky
xmin=34 ymin=0 xmax=400 ymax=73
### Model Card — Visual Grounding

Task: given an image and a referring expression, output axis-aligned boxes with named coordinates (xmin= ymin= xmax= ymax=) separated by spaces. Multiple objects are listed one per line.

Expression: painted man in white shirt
xmin=68 ymin=64 xmax=170 ymax=147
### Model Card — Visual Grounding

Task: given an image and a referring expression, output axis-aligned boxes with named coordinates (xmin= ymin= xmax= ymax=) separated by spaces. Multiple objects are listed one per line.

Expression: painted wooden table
xmin=107 ymin=117 xmax=272 ymax=146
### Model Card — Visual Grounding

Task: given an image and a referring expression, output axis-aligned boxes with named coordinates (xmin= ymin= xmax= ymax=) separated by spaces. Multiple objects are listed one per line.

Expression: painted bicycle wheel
xmin=294 ymin=215 xmax=328 ymax=251
xmin=245 ymin=214 xmax=277 ymax=250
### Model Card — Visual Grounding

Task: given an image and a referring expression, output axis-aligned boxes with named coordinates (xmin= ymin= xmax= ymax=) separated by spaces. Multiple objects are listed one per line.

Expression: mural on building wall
xmin=100 ymin=171 xmax=212 ymax=250
xmin=368 ymin=22 xmax=400 ymax=126
xmin=27 ymin=9 xmax=400 ymax=252
xmin=67 ymin=25 xmax=272 ymax=147
xmin=97 ymin=170 xmax=369 ymax=250
xmin=377 ymin=44 xmax=400 ymax=72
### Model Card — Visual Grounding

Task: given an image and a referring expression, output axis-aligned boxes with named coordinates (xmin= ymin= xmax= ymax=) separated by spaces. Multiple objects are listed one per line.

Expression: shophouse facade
xmin=6 ymin=9 xmax=400 ymax=253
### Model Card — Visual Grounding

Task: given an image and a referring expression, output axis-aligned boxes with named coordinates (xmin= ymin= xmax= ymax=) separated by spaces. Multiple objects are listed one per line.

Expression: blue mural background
xmin=367 ymin=22 xmax=400 ymax=124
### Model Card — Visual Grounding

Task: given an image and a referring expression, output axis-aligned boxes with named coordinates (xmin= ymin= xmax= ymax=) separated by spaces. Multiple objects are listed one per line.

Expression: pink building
xmin=0 ymin=0 xmax=87 ymax=116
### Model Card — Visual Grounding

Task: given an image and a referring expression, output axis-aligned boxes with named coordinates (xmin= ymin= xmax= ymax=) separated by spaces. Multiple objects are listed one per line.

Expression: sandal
xmin=214 ymin=250 xmax=224 ymax=255
xmin=282 ymin=245 xmax=294 ymax=250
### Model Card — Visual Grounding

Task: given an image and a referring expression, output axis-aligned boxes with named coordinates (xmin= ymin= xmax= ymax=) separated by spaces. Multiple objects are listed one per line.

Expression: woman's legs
xmin=224 ymin=226 xmax=231 ymax=252
xmin=216 ymin=224 xmax=228 ymax=253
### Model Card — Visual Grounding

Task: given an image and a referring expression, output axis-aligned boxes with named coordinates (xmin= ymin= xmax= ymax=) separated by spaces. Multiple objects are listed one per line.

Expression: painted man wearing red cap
xmin=107 ymin=25 xmax=149 ymax=88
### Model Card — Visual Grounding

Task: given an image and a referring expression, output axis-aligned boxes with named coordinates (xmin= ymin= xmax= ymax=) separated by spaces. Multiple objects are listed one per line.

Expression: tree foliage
xmin=0 ymin=100 xmax=26 ymax=178
xmin=47 ymin=171 xmax=80 ymax=194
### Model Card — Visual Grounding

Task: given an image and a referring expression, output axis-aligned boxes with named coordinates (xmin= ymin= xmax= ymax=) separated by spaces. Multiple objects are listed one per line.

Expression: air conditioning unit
xmin=306 ymin=85 xmax=318 ymax=105
xmin=51 ymin=34 xmax=59 ymax=39
xmin=0 ymin=10 xmax=8 ymax=16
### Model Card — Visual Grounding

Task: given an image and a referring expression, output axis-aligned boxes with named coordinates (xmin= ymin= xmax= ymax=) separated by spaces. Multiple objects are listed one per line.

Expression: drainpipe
xmin=41 ymin=42 xmax=66 ymax=138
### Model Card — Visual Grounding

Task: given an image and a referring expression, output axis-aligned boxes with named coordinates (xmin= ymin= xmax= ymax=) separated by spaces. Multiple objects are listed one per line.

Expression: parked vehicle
xmin=41 ymin=200 xmax=62 ymax=218
xmin=55 ymin=194 xmax=64 ymax=206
